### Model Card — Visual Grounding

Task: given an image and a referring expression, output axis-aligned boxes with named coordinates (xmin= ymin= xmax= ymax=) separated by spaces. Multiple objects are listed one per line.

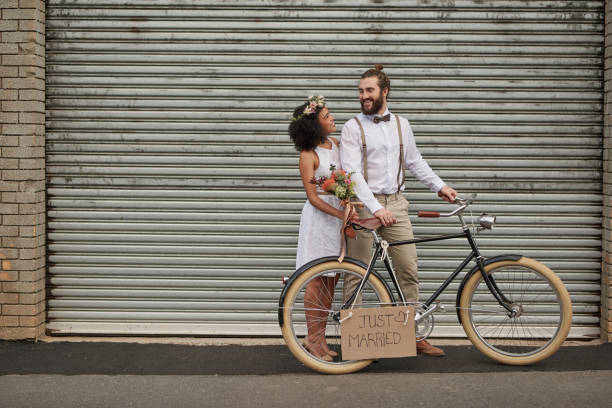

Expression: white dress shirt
xmin=339 ymin=109 xmax=446 ymax=214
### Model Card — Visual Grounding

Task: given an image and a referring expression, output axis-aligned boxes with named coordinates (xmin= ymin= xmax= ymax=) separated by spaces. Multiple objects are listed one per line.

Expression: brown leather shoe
xmin=416 ymin=340 xmax=445 ymax=357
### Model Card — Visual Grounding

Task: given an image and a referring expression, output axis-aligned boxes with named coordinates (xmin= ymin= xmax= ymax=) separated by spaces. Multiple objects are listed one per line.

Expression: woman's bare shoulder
xmin=300 ymin=149 xmax=316 ymax=160
xmin=299 ymin=149 xmax=319 ymax=169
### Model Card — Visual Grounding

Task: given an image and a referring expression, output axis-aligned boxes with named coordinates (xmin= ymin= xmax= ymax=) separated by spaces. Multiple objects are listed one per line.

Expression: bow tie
xmin=373 ymin=114 xmax=391 ymax=123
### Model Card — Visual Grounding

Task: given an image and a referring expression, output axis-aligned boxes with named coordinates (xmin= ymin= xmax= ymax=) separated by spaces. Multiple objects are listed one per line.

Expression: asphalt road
xmin=1 ymin=340 xmax=611 ymax=407
xmin=1 ymin=340 xmax=611 ymax=375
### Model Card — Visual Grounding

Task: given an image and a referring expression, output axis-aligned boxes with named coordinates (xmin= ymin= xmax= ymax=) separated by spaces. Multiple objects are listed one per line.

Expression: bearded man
xmin=339 ymin=65 xmax=457 ymax=357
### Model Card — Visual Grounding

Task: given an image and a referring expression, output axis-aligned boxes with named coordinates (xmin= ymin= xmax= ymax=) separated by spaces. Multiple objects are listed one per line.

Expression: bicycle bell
xmin=478 ymin=213 xmax=496 ymax=230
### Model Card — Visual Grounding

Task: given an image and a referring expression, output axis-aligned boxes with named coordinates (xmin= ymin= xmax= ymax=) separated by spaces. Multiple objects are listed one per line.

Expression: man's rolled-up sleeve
xmin=402 ymin=119 xmax=446 ymax=193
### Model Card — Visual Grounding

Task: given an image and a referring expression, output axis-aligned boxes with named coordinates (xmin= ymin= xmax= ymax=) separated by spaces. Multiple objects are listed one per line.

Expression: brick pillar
xmin=604 ymin=0 xmax=612 ymax=342
xmin=0 ymin=0 xmax=46 ymax=340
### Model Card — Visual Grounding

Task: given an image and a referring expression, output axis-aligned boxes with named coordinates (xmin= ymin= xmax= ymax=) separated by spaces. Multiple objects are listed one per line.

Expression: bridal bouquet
xmin=310 ymin=165 xmax=356 ymax=201
xmin=311 ymin=165 xmax=362 ymax=262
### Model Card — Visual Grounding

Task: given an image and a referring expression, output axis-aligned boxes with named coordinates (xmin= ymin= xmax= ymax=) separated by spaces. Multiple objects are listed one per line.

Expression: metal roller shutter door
xmin=45 ymin=1 xmax=603 ymax=337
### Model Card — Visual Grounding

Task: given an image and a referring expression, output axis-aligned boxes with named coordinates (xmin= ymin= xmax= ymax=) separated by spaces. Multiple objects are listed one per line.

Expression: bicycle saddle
xmin=351 ymin=217 xmax=382 ymax=231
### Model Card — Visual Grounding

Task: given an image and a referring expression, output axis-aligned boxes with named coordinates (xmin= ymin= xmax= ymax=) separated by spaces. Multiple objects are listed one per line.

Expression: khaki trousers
xmin=343 ymin=193 xmax=418 ymax=303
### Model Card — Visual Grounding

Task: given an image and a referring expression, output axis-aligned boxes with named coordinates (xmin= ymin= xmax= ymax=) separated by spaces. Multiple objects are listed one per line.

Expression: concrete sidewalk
xmin=2 ymin=371 xmax=611 ymax=408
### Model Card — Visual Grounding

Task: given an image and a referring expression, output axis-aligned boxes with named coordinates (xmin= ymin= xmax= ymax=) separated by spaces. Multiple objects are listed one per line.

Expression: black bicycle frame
xmin=342 ymin=226 xmax=514 ymax=313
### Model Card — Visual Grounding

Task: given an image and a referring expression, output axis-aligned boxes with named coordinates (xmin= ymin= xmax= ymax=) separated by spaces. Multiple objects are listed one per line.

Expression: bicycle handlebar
xmin=354 ymin=194 xmax=478 ymax=228
xmin=417 ymin=211 xmax=440 ymax=218
xmin=417 ymin=193 xmax=477 ymax=219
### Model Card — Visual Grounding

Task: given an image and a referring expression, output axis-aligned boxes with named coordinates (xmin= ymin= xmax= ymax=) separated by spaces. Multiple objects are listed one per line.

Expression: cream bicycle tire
xmin=459 ymin=257 xmax=572 ymax=365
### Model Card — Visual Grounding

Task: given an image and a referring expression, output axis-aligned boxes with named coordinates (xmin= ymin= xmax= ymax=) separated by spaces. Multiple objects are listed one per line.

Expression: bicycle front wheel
xmin=280 ymin=259 xmax=393 ymax=374
xmin=458 ymin=257 xmax=572 ymax=365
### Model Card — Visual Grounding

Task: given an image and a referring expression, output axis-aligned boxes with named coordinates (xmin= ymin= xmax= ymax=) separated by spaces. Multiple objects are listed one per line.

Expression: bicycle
xmin=278 ymin=194 xmax=573 ymax=374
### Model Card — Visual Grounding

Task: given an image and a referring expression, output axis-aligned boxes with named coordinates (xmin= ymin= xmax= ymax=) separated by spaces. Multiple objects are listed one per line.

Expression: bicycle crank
xmin=415 ymin=302 xmax=443 ymax=342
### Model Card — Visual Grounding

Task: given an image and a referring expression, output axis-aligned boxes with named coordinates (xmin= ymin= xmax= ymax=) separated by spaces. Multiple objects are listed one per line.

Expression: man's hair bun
xmin=361 ymin=64 xmax=391 ymax=98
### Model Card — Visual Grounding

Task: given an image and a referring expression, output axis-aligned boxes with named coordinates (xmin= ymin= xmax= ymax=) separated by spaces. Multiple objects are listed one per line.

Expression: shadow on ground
xmin=1 ymin=341 xmax=611 ymax=376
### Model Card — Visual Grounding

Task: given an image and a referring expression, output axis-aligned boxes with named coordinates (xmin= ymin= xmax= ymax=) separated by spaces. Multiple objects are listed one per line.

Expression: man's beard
xmin=360 ymin=90 xmax=384 ymax=115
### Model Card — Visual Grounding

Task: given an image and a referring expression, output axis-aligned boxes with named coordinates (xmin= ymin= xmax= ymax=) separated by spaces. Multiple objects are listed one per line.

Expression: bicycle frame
xmin=343 ymin=218 xmax=515 ymax=315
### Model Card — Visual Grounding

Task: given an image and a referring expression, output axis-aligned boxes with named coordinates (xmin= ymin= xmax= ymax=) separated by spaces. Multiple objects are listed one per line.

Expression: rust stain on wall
xmin=0 ymin=253 xmax=11 ymax=277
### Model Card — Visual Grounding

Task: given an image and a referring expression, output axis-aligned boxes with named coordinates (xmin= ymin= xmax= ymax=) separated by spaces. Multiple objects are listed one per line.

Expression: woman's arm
xmin=299 ymin=150 xmax=344 ymax=220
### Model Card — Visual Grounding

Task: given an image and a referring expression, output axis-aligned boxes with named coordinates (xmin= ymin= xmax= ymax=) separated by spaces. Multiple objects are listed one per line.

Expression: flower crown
xmin=292 ymin=95 xmax=326 ymax=121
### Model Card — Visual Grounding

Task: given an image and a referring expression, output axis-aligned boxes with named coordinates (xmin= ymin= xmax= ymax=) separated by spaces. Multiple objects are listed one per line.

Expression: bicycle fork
xmin=465 ymin=223 xmax=516 ymax=316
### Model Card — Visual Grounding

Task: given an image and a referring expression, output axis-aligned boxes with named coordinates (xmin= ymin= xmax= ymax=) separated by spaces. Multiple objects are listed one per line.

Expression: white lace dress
xmin=295 ymin=140 xmax=343 ymax=270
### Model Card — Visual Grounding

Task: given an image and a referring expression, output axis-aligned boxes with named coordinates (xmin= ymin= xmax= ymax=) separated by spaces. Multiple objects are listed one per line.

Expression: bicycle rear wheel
xmin=280 ymin=260 xmax=392 ymax=374
xmin=458 ymin=257 xmax=572 ymax=365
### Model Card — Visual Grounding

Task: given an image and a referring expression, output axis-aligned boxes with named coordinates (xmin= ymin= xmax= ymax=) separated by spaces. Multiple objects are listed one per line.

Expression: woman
xmin=289 ymin=95 xmax=349 ymax=361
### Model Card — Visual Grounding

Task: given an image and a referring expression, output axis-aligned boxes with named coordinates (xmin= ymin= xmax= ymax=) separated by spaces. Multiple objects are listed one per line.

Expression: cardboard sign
xmin=340 ymin=305 xmax=416 ymax=360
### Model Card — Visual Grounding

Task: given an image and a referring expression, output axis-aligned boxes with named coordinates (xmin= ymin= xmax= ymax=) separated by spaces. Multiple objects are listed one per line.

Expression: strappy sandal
xmin=303 ymin=339 xmax=333 ymax=361
xmin=303 ymin=338 xmax=338 ymax=357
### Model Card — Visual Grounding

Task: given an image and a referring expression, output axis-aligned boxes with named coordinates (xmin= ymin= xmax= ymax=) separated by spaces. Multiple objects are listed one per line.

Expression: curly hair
xmin=288 ymin=102 xmax=325 ymax=152
xmin=361 ymin=63 xmax=391 ymax=99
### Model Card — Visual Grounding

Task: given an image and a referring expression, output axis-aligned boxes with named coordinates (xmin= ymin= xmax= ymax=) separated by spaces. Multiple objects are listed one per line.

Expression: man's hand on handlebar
xmin=373 ymin=208 xmax=397 ymax=227
xmin=438 ymin=185 xmax=457 ymax=203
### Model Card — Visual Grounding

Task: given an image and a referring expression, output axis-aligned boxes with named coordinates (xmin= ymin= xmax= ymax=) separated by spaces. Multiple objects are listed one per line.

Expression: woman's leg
xmin=304 ymin=277 xmax=328 ymax=357
xmin=319 ymin=275 xmax=340 ymax=355
xmin=303 ymin=275 xmax=339 ymax=357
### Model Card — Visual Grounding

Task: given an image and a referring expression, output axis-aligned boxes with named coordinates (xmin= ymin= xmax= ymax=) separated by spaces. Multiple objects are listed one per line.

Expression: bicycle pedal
xmin=434 ymin=300 xmax=445 ymax=313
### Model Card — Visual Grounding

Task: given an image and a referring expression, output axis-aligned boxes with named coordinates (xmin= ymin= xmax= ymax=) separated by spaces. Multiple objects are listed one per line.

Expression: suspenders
xmin=354 ymin=117 xmax=369 ymax=182
xmin=353 ymin=114 xmax=405 ymax=193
